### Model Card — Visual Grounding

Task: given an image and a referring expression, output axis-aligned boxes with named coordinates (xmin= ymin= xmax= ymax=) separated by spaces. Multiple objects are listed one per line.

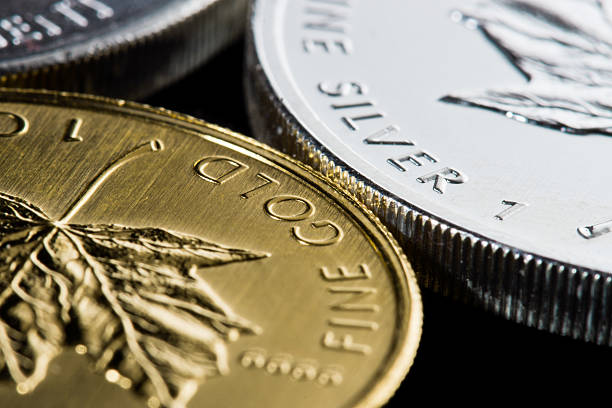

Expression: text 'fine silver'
xmin=246 ymin=0 xmax=612 ymax=343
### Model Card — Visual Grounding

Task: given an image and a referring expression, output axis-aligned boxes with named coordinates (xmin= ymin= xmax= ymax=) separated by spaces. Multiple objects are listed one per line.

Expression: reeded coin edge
xmin=244 ymin=24 xmax=612 ymax=346
xmin=0 ymin=87 xmax=423 ymax=408
xmin=0 ymin=0 xmax=246 ymax=98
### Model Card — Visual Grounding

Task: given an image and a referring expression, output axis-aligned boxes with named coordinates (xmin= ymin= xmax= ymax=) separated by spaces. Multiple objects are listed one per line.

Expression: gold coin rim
xmin=0 ymin=88 xmax=422 ymax=408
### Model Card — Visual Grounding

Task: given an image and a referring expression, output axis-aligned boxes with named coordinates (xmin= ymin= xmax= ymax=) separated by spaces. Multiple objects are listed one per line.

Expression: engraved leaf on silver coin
xmin=0 ymin=140 xmax=266 ymax=408
xmin=442 ymin=0 xmax=612 ymax=135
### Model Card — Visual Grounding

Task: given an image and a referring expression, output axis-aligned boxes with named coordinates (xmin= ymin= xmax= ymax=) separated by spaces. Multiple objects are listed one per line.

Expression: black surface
xmin=145 ymin=40 xmax=611 ymax=404
xmin=146 ymin=41 xmax=251 ymax=136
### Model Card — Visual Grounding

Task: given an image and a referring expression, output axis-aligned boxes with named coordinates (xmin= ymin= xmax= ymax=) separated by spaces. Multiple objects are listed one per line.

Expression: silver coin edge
xmin=0 ymin=0 xmax=248 ymax=98
xmin=244 ymin=1 xmax=612 ymax=345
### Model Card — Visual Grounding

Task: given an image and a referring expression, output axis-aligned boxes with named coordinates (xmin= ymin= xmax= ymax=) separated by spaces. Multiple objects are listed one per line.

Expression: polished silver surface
xmin=0 ymin=0 xmax=247 ymax=98
xmin=444 ymin=0 xmax=612 ymax=136
xmin=246 ymin=0 xmax=612 ymax=342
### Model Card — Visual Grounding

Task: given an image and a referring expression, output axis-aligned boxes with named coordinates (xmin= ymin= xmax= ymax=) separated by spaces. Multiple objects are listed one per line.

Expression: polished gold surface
xmin=0 ymin=89 xmax=421 ymax=408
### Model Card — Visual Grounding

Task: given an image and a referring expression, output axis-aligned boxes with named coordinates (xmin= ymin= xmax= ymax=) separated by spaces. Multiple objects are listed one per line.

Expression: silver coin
xmin=0 ymin=0 xmax=247 ymax=98
xmin=246 ymin=0 xmax=612 ymax=343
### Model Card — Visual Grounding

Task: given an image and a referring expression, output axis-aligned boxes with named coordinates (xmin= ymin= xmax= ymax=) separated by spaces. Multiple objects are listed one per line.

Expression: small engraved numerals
xmin=64 ymin=118 xmax=84 ymax=142
xmin=0 ymin=112 xmax=88 ymax=142
xmin=495 ymin=200 xmax=527 ymax=221
xmin=578 ymin=219 xmax=612 ymax=240
xmin=240 ymin=349 xmax=344 ymax=386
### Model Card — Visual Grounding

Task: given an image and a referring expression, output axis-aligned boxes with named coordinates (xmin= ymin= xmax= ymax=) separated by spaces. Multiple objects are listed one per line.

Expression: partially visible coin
xmin=246 ymin=0 xmax=612 ymax=343
xmin=0 ymin=89 xmax=421 ymax=407
xmin=0 ymin=0 xmax=246 ymax=98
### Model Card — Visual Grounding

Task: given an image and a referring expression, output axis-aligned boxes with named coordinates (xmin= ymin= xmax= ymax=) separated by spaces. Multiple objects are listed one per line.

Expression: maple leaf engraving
xmin=0 ymin=140 xmax=267 ymax=408
xmin=442 ymin=0 xmax=612 ymax=136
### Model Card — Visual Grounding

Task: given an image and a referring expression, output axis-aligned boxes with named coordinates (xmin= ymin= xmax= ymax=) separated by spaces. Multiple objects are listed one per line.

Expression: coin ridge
xmin=0 ymin=0 xmax=246 ymax=98
xmin=0 ymin=87 xmax=423 ymax=407
xmin=243 ymin=17 xmax=612 ymax=345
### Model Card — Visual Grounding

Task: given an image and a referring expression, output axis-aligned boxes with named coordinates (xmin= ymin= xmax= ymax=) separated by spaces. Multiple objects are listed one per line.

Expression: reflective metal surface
xmin=0 ymin=0 xmax=247 ymax=98
xmin=151 ymin=37 xmax=612 ymax=405
xmin=246 ymin=0 xmax=612 ymax=342
xmin=443 ymin=0 xmax=612 ymax=136
xmin=0 ymin=89 xmax=421 ymax=408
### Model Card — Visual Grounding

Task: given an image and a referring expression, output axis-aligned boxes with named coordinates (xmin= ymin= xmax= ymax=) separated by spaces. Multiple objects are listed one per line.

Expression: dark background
xmin=145 ymin=40 xmax=611 ymax=404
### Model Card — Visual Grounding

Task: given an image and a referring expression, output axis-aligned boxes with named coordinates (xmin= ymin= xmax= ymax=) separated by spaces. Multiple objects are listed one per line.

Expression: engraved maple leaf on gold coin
xmin=0 ymin=140 xmax=266 ymax=408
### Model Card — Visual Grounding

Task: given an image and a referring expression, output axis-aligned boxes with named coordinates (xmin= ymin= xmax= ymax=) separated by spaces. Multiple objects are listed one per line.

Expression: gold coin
xmin=0 ymin=89 xmax=421 ymax=408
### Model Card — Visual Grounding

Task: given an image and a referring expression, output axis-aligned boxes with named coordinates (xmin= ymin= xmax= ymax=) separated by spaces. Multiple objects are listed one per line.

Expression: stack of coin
xmin=0 ymin=1 xmax=423 ymax=407
xmin=0 ymin=0 xmax=247 ymax=98
xmin=246 ymin=0 xmax=612 ymax=344
xmin=0 ymin=0 xmax=610 ymax=406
